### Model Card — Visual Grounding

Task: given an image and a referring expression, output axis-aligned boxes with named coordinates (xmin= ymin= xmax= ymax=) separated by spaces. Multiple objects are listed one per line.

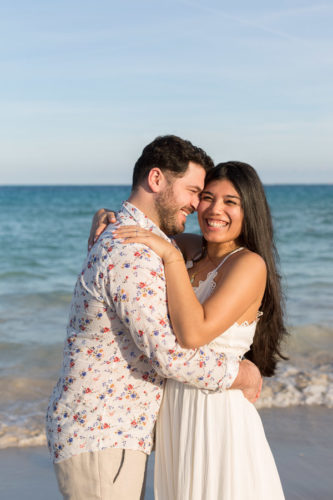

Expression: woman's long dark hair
xmin=204 ymin=161 xmax=288 ymax=377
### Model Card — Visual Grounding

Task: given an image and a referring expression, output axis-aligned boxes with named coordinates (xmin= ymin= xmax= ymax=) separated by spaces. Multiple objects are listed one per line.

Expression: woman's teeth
xmin=206 ymin=219 xmax=228 ymax=228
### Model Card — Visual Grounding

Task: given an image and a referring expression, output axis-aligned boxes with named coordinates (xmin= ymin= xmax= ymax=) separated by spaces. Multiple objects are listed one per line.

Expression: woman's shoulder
xmin=219 ymin=248 xmax=267 ymax=282
xmin=238 ymin=248 xmax=266 ymax=268
xmin=234 ymin=248 xmax=266 ymax=273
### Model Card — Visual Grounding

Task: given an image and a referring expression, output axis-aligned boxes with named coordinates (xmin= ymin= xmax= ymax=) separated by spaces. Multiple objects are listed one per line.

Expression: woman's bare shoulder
xmin=239 ymin=249 xmax=266 ymax=266
xmin=219 ymin=249 xmax=267 ymax=282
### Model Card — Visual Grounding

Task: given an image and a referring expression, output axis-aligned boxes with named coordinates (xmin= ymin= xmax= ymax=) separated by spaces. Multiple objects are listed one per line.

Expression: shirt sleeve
xmin=108 ymin=242 xmax=239 ymax=391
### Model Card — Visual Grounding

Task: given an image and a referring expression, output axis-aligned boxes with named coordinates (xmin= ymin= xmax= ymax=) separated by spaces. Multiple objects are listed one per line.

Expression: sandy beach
xmin=0 ymin=406 xmax=332 ymax=500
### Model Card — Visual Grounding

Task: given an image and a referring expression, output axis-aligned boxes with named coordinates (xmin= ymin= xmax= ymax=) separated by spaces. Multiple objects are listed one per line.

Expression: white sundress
xmin=154 ymin=248 xmax=285 ymax=500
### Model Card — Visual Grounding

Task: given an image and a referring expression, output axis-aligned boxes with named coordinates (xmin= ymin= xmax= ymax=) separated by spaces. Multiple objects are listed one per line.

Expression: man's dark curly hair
xmin=132 ymin=135 xmax=214 ymax=190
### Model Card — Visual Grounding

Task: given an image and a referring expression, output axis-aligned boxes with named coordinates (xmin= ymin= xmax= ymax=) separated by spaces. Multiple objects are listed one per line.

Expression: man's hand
xmin=230 ymin=359 xmax=262 ymax=403
xmin=87 ymin=209 xmax=117 ymax=251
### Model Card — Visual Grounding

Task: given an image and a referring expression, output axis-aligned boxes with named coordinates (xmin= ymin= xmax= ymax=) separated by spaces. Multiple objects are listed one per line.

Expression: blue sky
xmin=1 ymin=0 xmax=332 ymax=184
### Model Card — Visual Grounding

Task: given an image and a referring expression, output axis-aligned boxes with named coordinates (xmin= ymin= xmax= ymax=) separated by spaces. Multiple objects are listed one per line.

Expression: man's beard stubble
xmin=155 ymin=186 xmax=185 ymax=236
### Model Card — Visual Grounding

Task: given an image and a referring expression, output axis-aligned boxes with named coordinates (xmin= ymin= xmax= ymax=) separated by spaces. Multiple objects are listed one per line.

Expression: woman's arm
xmin=87 ymin=209 xmax=203 ymax=261
xmin=164 ymin=250 xmax=266 ymax=347
xmin=113 ymin=226 xmax=267 ymax=348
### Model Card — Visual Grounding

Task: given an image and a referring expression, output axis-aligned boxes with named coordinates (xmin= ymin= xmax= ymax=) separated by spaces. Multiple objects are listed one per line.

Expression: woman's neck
xmin=205 ymin=241 xmax=240 ymax=263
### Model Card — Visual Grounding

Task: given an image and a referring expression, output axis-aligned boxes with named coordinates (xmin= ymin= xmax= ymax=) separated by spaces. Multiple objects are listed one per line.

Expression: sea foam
xmin=1 ymin=325 xmax=332 ymax=449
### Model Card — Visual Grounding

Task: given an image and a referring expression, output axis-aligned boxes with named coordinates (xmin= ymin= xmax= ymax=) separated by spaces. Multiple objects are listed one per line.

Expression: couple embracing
xmin=46 ymin=135 xmax=286 ymax=499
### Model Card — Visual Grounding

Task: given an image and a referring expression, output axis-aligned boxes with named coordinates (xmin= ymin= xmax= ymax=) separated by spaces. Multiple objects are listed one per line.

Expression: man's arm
xmin=107 ymin=241 xmax=241 ymax=392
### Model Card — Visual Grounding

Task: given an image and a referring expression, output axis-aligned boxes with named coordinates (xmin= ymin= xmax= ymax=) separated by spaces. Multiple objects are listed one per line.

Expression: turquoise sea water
xmin=0 ymin=185 xmax=332 ymax=448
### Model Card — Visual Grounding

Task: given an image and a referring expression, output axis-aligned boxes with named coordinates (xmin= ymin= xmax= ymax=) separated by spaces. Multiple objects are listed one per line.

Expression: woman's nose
xmin=210 ymin=200 xmax=225 ymax=213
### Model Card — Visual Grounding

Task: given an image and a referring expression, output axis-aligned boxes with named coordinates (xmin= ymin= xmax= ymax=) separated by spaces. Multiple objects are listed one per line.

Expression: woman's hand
xmin=112 ymin=226 xmax=183 ymax=264
xmin=88 ymin=209 xmax=118 ymax=251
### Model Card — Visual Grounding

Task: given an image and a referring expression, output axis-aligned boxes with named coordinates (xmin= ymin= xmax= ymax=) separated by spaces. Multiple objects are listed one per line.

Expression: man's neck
xmin=127 ymin=191 xmax=161 ymax=228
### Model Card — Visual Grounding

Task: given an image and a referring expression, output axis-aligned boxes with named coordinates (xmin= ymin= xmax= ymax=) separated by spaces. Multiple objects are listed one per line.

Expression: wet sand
xmin=0 ymin=406 xmax=332 ymax=500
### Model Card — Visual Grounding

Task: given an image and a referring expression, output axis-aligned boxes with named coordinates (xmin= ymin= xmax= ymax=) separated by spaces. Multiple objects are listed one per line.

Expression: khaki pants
xmin=54 ymin=448 xmax=148 ymax=500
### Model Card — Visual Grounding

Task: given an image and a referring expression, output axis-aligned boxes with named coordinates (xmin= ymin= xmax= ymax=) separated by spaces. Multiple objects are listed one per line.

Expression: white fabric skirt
xmin=154 ymin=379 xmax=285 ymax=500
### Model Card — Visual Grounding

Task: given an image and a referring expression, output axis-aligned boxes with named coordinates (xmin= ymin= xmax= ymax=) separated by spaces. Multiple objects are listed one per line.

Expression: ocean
xmin=0 ymin=185 xmax=332 ymax=450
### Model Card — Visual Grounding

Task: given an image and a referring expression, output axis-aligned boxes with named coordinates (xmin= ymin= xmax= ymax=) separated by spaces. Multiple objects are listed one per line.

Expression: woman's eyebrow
xmin=225 ymin=194 xmax=241 ymax=200
xmin=201 ymin=190 xmax=241 ymax=200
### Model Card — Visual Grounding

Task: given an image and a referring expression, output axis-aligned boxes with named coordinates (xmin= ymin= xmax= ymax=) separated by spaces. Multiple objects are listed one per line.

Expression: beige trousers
xmin=54 ymin=448 xmax=148 ymax=500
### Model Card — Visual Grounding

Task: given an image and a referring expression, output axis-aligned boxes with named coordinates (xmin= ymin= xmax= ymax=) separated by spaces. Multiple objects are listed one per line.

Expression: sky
xmin=1 ymin=0 xmax=332 ymax=184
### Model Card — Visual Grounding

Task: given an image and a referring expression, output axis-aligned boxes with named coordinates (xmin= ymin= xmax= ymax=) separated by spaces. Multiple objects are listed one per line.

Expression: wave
xmin=254 ymin=324 xmax=333 ymax=409
xmin=0 ymin=426 xmax=46 ymax=449
xmin=0 ymin=401 xmax=47 ymax=449
xmin=0 ymin=291 xmax=73 ymax=305
xmin=1 ymin=359 xmax=332 ymax=450
xmin=0 ymin=292 xmax=72 ymax=333
xmin=0 ymin=324 xmax=332 ymax=449
xmin=286 ymin=324 xmax=333 ymax=356
xmin=0 ymin=376 xmax=54 ymax=449
xmin=0 ymin=271 xmax=45 ymax=279
xmin=256 ymin=361 xmax=333 ymax=409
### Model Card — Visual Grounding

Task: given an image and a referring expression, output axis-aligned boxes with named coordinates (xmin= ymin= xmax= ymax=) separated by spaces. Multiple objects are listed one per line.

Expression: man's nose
xmin=191 ymin=194 xmax=201 ymax=211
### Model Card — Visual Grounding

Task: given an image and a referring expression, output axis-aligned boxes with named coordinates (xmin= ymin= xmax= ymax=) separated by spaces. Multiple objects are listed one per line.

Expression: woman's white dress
xmin=154 ymin=252 xmax=285 ymax=500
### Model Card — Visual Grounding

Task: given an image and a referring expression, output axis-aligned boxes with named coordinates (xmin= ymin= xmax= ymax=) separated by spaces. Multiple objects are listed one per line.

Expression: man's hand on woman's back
xmin=230 ymin=359 xmax=263 ymax=404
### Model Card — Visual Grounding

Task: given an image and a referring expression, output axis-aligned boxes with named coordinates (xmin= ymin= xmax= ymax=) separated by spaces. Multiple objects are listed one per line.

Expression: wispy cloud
xmin=178 ymin=0 xmax=324 ymax=45
xmin=0 ymin=1 xmax=331 ymax=182
xmin=255 ymin=3 xmax=333 ymax=21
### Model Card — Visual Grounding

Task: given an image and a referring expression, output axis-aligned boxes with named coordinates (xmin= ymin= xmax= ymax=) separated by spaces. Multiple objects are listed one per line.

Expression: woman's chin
xmin=203 ymin=232 xmax=225 ymax=243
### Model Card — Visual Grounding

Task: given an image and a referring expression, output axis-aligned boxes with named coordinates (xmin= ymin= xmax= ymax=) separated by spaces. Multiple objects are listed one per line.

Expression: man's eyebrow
xmin=188 ymin=185 xmax=203 ymax=192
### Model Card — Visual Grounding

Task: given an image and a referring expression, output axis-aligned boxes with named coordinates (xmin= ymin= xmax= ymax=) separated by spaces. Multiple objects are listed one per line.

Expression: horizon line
xmin=1 ymin=182 xmax=332 ymax=187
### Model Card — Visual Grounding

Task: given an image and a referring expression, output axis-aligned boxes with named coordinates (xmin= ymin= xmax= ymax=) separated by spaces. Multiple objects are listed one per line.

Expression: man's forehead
xmin=181 ymin=161 xmax=206 ymax=184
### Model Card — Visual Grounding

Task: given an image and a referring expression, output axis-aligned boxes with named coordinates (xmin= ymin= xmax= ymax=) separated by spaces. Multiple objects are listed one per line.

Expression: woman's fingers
xmin=88 ymin=209 xmax=108 ymax=250
xmin=114 ymin=225 xmax=145 ymax=232
xmin=107 ymin=211 xmax=117 ymax=224
xmin=94 ymin=224 xmax=108 ymax=241
xmin=88 ymin=209 xmax=118 ymax=251
xmin=112 ymin=226 xmax=151 ymax=239
xmin=88 ymin=222 xmax=108 ymax=250
xmin=111 ymin=225 xmax=178 ymax=262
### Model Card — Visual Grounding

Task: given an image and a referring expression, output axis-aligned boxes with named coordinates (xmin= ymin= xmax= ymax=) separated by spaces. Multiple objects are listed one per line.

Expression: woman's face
xmin=197 ymin=178 xmax=244 ymax=245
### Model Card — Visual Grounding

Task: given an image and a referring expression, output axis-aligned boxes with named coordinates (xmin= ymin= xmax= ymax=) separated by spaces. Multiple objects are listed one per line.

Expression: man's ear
xmin=147 ymin=168 xmax=168 ymax=193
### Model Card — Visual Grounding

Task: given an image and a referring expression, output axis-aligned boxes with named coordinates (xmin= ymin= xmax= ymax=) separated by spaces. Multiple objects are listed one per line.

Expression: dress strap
xmin=214 ymin=247 xmax=244 ymax=272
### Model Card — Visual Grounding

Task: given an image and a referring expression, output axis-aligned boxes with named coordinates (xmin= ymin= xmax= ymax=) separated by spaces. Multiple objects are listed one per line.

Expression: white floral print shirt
xmin=46 ymin=201 xmax=239 ymax=463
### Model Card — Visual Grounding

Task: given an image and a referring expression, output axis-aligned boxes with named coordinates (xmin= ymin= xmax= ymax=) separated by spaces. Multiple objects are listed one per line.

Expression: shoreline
xmin=0 ymin=406 xmax=332 ymax=500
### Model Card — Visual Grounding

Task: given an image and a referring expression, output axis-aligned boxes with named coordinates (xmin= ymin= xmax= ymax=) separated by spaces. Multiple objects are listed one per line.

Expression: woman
xmin=95 ymin=161 xmax=287 ymax=499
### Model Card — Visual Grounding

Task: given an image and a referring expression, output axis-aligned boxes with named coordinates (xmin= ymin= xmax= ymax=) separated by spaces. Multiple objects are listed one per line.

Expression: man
xmin=47 ymin=135 xmax=261 ymax=499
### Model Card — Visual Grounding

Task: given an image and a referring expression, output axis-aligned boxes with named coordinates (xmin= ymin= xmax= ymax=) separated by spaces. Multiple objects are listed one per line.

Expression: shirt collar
xmin=119 ymin=200 xmax=171 ymax=242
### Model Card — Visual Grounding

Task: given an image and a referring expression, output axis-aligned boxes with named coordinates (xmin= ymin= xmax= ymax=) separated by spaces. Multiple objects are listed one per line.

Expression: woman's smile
xmin=205 ymin=218 xmax=229 ymax=229
xmin=198 ymin=179 xmax=243 ymax=244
